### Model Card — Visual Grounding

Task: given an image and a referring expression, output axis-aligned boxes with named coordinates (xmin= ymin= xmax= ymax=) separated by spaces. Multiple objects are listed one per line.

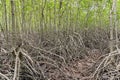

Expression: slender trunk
xmin=54 ymin=0 xmax=56 ymax=32
xmin=58 ymin=0 xmax=62 ymax=28
xmin=109 ymin=0 xmax=117 ymax=52
xmin=3 ymin=0 xmax=8 ymax=41
xmin=109 ymin=0 xmax=117 ymax=66
xmin=21 ymin=0 xmax=25 ymax=33
xmin=40 ymin=0 xmax=46 ymax=39
xmin=113 ymin=0 xmax=118 ymax=49
xmin=11 ymin=0 xmax=16 ymax=44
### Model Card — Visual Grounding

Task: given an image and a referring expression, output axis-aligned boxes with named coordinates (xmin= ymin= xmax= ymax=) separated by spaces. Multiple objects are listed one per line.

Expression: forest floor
xmin=0 ymin=28 xmax=120 ymax=80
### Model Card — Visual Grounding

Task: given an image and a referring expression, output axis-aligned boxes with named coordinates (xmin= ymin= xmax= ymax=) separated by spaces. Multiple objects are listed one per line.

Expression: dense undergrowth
xmin=0 ymin=28 xmax=120 ymax=80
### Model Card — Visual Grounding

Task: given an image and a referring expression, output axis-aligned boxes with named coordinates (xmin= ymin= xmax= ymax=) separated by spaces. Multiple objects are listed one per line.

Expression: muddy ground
xmin=0 ymin=28 xmax=120 ymax=80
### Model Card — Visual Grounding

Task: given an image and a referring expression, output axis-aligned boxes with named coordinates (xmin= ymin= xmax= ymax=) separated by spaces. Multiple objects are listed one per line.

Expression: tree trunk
xmin=11 ymin=0 xmax=16 ymax=37
xmin=2 ymin=0 xmax=8 ymax=41
xmin=109 ymin=0 xmax=117 ymax=52
xmin=109 ymin=0 xmax=117 ymax=66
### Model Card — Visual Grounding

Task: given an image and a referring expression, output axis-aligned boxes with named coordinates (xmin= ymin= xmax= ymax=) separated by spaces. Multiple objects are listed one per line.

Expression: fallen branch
xmin=0 ymin=72 xmax=10 ymax=80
